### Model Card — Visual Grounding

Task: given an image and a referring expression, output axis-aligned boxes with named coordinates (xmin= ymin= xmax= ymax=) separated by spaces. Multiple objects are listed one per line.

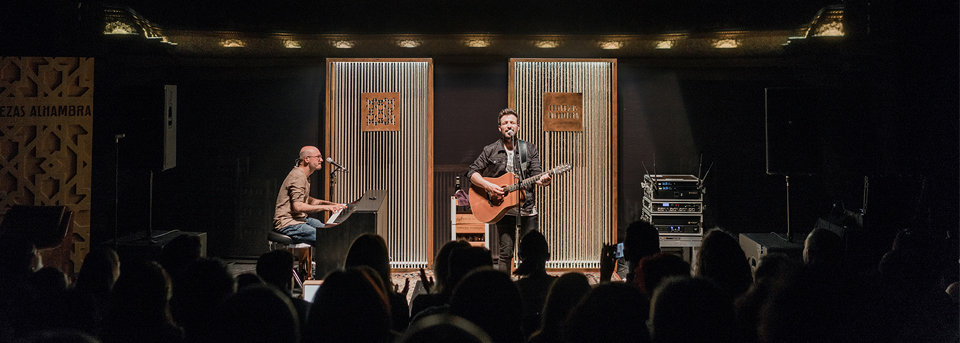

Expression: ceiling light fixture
xmin=220 ymin=39 xmax=246 ymax=48
xmin=283 ymin=40 xmax=302 ymax=49
xmin=598 ymin=41 xmax=623 ymax=50
xmin=464 ymin=39 xmax=490 ymax=48
xmin=397 ymin=39 xmax=421 ymax=48
xmin=331 ymin=40 xmax=355 ymax=49
xmin=655 ymin=40 xmax=675 ymax=49
xmin=535 ymin=40 xmax=560 ymax=48
xmin=712 ymin=39 xmax=739 ymax=48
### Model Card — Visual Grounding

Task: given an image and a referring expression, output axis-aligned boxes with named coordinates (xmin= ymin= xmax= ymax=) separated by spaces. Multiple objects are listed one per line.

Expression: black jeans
xmin=495 ymin=214 xmax=538 ymax=273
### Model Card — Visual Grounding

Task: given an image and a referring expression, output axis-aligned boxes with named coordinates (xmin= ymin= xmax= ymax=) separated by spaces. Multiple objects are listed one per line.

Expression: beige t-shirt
xmin=273 ymin=167 xmax=310 ymax=230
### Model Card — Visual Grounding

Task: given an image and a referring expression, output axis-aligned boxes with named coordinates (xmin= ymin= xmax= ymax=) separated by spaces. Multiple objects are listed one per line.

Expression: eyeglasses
xmin=304 ymin=155 xmax=322 ymax=159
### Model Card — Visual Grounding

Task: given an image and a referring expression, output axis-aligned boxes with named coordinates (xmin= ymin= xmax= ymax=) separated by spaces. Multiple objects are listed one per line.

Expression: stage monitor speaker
xmin=764 ymin=88 xmax=838 ymax=176
xmin=111 ymin=230 xmax=207 ymax=264
xmin=0 ymin=205 xmax=71 ymax=249
xmin=739 ymin=232 xmax=803 ymax=273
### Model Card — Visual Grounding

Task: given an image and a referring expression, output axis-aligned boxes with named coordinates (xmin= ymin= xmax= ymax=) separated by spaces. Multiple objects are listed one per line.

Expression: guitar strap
xmin=518 ymin=140 xmax=528 ymax=180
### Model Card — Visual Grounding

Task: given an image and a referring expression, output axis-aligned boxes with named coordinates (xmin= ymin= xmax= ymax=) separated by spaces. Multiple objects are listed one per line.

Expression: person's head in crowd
xmin=0 ymin=235 xmax=41 ymax=277
xmin=450 ymin=268 xmax=523 ymax=343
xmin=399 ymin=313 xmax=493 ymax=343
xmin=803 ymin=228 xmax=843 ymax=270
xmin=563 ymin=282 xmax=650 ymax=343
xmin=514 ymin=231 xmax=550 ymax=276
xmin=236 ymin=273 xmax=265 ymax=290
xmin=109 ymin=260 xmax=173 ymax=322
xmin=257 ymin=249 xmax=296 ymax=293
xmin=102 ymin=260 xmax=181 ymax=342
xmin=74 ymin=246 xmax=120 ymax=294
xmin=432 ymin=240 xmax=471 ymax=294
xmin=696 ymin=228 xmax=752 ymax=299
xmin=753 ymin=253 xmax=801 ymax=285
xmin=211 ymin=285 xmax=299 ymax=343
xmin=447 ymin=246 xmax=493 ymax=292
xmin=735 ymin=253 xmax=802 ymax=343
xmin=305 ymin=267 xmax=392 ymax=343
xmin=650 ymin=276 xmax=738 ymax=343
xmin=30 ymin=266 xmax=69 ymax=293
xmin=169 ymin=258 xmax=236 ymax=340
xmin=623 ymin=221 xmax=660 ymax=264
xmin=344 ymin=233 xmax=392 ymax=285
xmin=158 ymin=234 xmax=202 ymax=282
xmin=639 ymin=253 xmax=691 ymax=296
xmin=530 ymin=272 xmax=591 ymax=342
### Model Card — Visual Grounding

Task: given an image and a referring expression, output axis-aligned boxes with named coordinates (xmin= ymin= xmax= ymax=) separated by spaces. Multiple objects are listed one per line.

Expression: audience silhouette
xmin=304 ymin=266 xmax=394 ymax=343
xmin=512 ymin=231 xmax=558 ymax=337
xmin=1 ymin=209 xmax=957 ymax=343
xmin=527 ymin=272 xmax=590 ymax=343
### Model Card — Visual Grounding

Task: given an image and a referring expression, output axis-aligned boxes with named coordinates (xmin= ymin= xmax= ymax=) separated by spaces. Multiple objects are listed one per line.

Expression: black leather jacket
xmin=467 ymin=139 xmax=542 ymax=213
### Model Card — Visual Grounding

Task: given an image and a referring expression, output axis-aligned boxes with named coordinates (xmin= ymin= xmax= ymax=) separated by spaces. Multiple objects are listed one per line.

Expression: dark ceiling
xmin=122 ymin=0 xmax=837 ymax=34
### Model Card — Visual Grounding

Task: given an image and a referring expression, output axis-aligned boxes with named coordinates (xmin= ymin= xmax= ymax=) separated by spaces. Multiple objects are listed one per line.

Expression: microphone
xmin=325 ymin=157 xmax=347 ymax=171
xmin=506 ymin=129 xmax=514 ymax=138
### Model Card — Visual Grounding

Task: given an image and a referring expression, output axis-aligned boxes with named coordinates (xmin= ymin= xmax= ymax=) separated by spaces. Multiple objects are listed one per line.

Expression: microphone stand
xmin=512 ymin=133 xmax=523 ymax=273
xmin=113 ymin=133 xmax=125 ymax=249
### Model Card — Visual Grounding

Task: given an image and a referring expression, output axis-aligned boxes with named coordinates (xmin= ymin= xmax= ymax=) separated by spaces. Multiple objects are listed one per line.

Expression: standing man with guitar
xmin=467 ymin=108 xmax=552 ymax=273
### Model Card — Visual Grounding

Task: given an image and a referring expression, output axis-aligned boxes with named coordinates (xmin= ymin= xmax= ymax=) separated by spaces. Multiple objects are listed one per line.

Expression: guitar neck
xmin=505 ymin=171 xmax=551 ymax=192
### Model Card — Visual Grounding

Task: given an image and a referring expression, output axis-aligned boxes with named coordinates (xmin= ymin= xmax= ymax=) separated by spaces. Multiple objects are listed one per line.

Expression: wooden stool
xmin=267 ymin=231 xmax=314 ymax=287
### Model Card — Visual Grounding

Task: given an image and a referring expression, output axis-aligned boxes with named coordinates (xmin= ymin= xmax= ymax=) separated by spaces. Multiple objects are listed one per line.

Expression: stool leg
xmin=292 ymin=268 xmax=303 ymax=290
xmin=305 ymin=247 xmax=314 ymax=280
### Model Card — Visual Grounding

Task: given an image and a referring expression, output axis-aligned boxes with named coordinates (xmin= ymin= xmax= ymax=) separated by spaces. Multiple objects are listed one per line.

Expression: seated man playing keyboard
xmin=273 ymin=145 xmax=347 ymax=244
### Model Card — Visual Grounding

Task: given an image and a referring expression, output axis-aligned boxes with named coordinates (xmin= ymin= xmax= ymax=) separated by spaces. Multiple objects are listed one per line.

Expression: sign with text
xmin=543 ymin=92 xmax=583 ymax=131
xmin=361 ymin=92 xmax=400 ymax=131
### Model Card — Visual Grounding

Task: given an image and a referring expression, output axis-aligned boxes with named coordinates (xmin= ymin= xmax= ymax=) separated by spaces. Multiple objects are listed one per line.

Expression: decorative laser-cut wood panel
xmin=509 ymin=58 xmax=617 ymax=268
xmin=0 ymin=56 xmax=94 ymax=275
xmin=325 ymin=58 xmax=433 ymax=268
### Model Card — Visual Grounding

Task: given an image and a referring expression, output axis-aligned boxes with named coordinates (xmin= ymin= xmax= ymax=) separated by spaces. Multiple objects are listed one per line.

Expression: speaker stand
xmin=782 ymin=175 xmax=793 ymax=243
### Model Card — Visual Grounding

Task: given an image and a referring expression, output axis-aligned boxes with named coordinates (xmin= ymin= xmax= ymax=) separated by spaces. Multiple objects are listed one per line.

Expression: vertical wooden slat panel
xmin=510 ymin=59 xmax=617 ymax=268
xmin=326 ymin=59 xmax=433 ymax=269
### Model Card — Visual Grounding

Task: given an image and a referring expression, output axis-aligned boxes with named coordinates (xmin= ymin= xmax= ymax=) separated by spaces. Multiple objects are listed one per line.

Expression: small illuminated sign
xmin=543 ymin=92 xmax=583 ymax=131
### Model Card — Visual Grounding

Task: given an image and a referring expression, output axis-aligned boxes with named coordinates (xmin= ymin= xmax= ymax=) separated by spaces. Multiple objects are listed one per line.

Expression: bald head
xmin=298 ymin=146 xmax=322 ymax=168
xmin=300 ymin=146 xmax=320 ymax=159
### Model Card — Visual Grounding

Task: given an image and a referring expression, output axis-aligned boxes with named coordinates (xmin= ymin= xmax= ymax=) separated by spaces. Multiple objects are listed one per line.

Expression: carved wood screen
xmin=0 ymin=57 xmax=94 ymax=275
xmin=325 ymin=58 xmax=433 ymax=268
xmin=509 ymin=58 xmax=617 ymax=268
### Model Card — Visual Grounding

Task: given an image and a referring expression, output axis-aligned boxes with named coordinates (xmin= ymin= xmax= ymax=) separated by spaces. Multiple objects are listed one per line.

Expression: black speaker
xmin=738 ymin=232 xmax=804 ymax=273
xmin=116 ymin=84 xmax=177 ymax=172
xmin=0 ymin=205 xmax=72 ymax=249
xmin=765 ymin=88 xmax=838 ymax=176
xmin=162 ymin=85 xmax=177 ymax=171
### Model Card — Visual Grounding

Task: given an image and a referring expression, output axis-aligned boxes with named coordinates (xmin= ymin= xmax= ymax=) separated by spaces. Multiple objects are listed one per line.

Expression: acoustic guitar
xmin=469 ymin=164 xmax=572 ymax=223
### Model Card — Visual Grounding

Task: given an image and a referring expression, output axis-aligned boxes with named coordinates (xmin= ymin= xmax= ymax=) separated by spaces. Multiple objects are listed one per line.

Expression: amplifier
xmin=641 ymin=213 xmax=702 ymax=235
xmin=643 ymin=174 xmax=702 ymax=200
xmin=738 ymin=232 xmax=803 ymax=273
xmin=642 ymin=198 xmax=703 ymax=213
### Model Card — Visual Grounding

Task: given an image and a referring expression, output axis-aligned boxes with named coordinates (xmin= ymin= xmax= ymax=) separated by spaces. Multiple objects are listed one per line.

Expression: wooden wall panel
xmin=509 ymin=58 xmax=617 ymax=268
xmin=0 ymin=56 xmax=94 ymax=275
xmin=325 ymin=59 xmax=433 ymax=268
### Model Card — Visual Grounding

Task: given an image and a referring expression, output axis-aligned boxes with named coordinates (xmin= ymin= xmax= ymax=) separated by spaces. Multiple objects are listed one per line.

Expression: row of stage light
xmin=102 ymin=5 xmax=845 ymax=56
